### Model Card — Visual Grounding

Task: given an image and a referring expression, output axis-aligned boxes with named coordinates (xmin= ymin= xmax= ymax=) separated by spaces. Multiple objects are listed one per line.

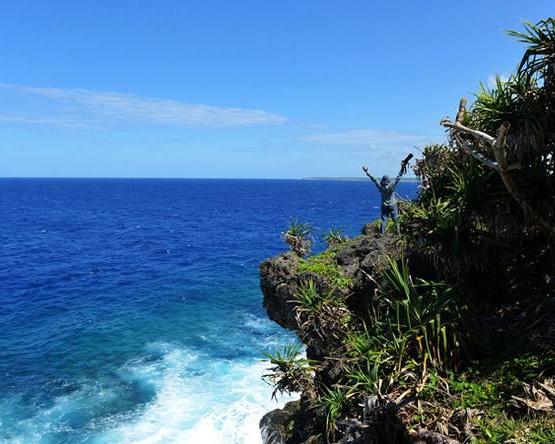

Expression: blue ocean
xmin=0 ymin=179 xmax=416 ymax=444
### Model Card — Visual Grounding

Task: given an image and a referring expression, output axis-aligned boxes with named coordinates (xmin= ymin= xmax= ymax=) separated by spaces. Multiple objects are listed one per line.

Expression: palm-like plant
xmin=282 ymin=219 xmax=313 ymax=257
xmin=323 ymin=227 xmax=347 ymax=247
xmin=379 ymin=257 xmax=465 ymax=370
xmin=263 ymin=344 xmax=315 ymax=399
xmin=320 ymin=387 xmax=349 ymax=438
xmin=292 ymin=280 xmax=351 ymax=345
xmin=508 ymin=18 xmax=555 ymax=81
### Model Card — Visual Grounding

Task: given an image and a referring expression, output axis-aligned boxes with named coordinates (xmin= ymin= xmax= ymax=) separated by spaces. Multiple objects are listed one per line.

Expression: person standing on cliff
xmin=362 ymin=154 xmax=412 ymax=234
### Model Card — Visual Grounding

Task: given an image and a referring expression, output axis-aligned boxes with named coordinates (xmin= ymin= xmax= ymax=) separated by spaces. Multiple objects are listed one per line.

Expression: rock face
xmin=259 ymin=232 xmax=399 ymax=334
xmin=260 ymin=252 xmax=301 ymax=331
xmin=260 ymin=400 xmax=301 ymax=444
xmin=260 ymin=399 xmax=326 ymax=444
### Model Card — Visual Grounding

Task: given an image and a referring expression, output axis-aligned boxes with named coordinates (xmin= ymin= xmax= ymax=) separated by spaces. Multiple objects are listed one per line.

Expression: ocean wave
xmin=96 ymin=343 xmax=295 ymax=443
xmin=0 ymin=342 xmax=295 ymax=444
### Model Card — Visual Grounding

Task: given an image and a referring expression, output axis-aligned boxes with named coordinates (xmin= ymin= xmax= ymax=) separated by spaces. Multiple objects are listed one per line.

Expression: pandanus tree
xmin=440 ymin=18 xmax=555 ymax=240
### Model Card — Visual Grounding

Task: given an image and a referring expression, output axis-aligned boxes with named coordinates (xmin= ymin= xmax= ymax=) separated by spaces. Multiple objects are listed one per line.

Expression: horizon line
xmin=0 ymin=175 xmax=418 ymax=181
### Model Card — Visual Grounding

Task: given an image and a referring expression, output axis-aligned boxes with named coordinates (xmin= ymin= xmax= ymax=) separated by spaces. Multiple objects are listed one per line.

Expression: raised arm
xmin=362 ymin=166 xmax=380 ymax=188
xmin=392 ymin=167 xmax=404 ymax=187
xmin=393 ymin=154 xmax=413 ymax=187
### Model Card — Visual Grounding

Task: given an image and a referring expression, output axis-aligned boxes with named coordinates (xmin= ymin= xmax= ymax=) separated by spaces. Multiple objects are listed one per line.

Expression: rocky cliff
xmin=257 ymin=220 xmax=554 ymax=444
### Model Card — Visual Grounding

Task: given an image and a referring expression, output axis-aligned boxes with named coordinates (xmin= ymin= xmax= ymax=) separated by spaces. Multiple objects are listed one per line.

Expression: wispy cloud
xmin=301 ymin=128 xmax=438 ymax=147
xmin=0 ymin=83 xmax=287 ymax=128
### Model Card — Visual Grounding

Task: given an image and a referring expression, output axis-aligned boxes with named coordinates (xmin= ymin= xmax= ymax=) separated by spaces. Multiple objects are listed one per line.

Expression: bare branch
xmin=440 ymin=118 xmax=495 ymax=144
xmin=456 ymin=137 xmax=500 ymax=171
xmin=441 ymin=105 xmax=553 ymax=236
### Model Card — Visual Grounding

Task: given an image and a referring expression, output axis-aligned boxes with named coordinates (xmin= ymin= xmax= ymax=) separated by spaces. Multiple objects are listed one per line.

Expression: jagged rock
xmin=260 ymin=234 xmax=399 ymax=335
xmin=260 ymin=398 xmax=326 ymax=444
xmin=260 ymin=252 xmax=302 ymax=330
xmin=260 ymin=400 xmax=301 ymax=444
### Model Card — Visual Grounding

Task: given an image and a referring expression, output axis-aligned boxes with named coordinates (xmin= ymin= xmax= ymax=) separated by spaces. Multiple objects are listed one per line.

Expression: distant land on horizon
xmin=303 ymin=176 xmax=419 ymax=182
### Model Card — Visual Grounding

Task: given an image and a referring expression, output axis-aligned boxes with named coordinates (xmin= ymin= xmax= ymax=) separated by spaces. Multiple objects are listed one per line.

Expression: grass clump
xmin=298 ymin=250 xmax=353 ymax=288
xmin=320 ymin=387 xmax=350 ymax=440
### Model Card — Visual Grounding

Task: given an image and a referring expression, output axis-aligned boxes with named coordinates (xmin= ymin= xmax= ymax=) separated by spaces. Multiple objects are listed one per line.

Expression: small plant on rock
xmin=282 ymin=219 xmax=313 ymax=257
xmin=263 ymin=344 xmax=316 ymax=399
xmin=320 ymin=387 xmax=350 ymax=440
xmin=323 ymin=227 xmax=348 ymax=247
xmin=298 ymin=251 xmax=353 ymax=288
xmin=293 ymin=280 xmax=351 ymax=345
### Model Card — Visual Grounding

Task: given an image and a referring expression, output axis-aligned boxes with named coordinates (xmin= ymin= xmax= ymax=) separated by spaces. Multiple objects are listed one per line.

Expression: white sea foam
xmin=95 ymin=342 xmax=295 ymax=444
xmin=0 ymin=341 xmax=294 ymax=444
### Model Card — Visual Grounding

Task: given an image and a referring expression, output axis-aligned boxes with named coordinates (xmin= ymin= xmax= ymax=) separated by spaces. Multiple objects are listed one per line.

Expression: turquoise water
xmin=0 ymin=178 xmax=416 ymax=443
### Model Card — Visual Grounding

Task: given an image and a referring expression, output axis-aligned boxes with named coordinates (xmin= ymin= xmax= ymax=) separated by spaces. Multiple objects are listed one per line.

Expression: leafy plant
xmin=282 ymin=219 xmax=313 ymax=257
xmin=323 ymin=227 xmax=347 ymax=247
xmin=341 ymin=256 xmax=465 ymax=408
xmin=379 ymin=256 xmax=465 ymax=371
xmin=298 ymin=251 xmax=353 ymax=288
xmin=320 ymin=387 xmax=349 ymax=438
xmin=294 ymin=279 xmax=340 ymax=311
xmin=263 ymin=344 xmax=315 ymax=399
xmin=293 ymin=280 xmax=351 ymax=346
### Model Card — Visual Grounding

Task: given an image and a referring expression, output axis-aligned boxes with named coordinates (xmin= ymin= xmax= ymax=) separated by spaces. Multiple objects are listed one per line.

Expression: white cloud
xmin=301 ymin=128 xmax=438 ymax=147
xmin=0 ymin=83 xmax=287 ymax=128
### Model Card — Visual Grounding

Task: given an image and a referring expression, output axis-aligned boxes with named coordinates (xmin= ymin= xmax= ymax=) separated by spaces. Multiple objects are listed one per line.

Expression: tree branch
xmin=441 ymin=100 xmax=555 ymax=236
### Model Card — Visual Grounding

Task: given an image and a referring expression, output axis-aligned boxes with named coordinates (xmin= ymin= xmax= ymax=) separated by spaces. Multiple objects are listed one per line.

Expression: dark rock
xmin=259 ymin=231 xmax=407 ymax=444
xmin=260 ymin=252 xmax=302 ymax=330
xmin=260 ymin=400 xmax=301 ymax=444
xmin=260 ymin=398 xmax=326 ymax=444
xmin=260 ymin=234 xmax=400 ymax=336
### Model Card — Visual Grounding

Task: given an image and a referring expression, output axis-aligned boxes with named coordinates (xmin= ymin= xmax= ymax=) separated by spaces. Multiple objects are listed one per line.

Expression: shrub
xmin=320 ymin=387 xmax=349 ymax=439
xmin=342 ymin=256 xmax=465 ymax=403
xmin=292 ymin=280 xmax=351 ymax=345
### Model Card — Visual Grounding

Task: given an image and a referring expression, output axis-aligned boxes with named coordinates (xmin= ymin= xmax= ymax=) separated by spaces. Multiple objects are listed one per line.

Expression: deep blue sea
xmin=0 ymin=178 xmax=416 ymax=444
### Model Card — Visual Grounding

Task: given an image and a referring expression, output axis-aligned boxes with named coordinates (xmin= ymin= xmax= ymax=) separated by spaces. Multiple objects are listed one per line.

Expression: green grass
xmin=476 ymin=414 xmax=555 ymax=444
xmin=298 ymin=250 xmax=353 ymax=288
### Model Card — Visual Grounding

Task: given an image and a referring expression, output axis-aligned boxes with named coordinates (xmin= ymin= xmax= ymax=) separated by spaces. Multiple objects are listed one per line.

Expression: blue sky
xmin=0 ymin=1 xmax=552 ymax=178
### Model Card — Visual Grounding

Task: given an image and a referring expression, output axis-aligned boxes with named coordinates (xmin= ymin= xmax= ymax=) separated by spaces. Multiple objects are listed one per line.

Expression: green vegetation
xmin=298 ymin=250 xmax=353 ymax=288
xmin=293 ymin=279 xmax=351 ymax=348
xmin=263 ymin=344 xmax=315 ymax=400
xmin=320 ymin=387 xmax=349 ymax=440
xmin=282 ymin=219 xmax=314 ymax=257
xmin=294 ymin=279 xmax=342 ymax=312
xmin=323 ymin=227 xmax=348 ymax=247
xmin=264 ymin=18 xmax=555 ymax=444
